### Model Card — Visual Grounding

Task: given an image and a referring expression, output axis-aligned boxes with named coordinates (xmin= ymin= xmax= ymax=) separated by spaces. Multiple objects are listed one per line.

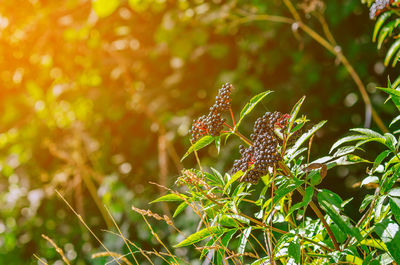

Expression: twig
xmin=41 ymin=234 xmax=71 ymax=265
xmin=278 ymin=161 xmax=340 ymax=251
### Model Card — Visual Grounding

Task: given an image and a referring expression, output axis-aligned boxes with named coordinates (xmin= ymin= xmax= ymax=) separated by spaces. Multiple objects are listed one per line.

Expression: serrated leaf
xmin=389 ymin=187 xmax=400 ymax=197
xmin=329 ymin=135 xmax=368 ymax=153
xmin=390 ymin=115 xmax=400 ymax=127
xmin=360 ymin=194 xmax=374 ymax=212
xmin=375 ymin=219 xmax=400 ymax=264
xmin=390 ymin=197 xmax=400 ymax=223
xmin=374 ymin=150 xmax=391 ymax=169
xmin=181 ymin=135 xmax=215 ymax=161
xmin=384 ymin=133 xmax=397 ymax=150
xmin=378 ymin=27 xmax=391 ymax=50
xmin=317 ymin=190 xmax=362 ymax=242
xmin=378 ymin=86 xmax=400 ymax=111
xmin=236 ymin=91 xmax=272 ymax=129
xmin=345 ymin=255 xmax=363 ymax=265
xmin=151 ymin=193 xmax=186 ymax=204
xmin=173 ymin=202 xmax=188 ymax=218
xmin=359 ymin=239 xmax=388 ymax=252
xmin=373 ymin=11 xmax=393 ymax=42
xmin=361 ymin=176 xmax=379 ymax=187
xmin=385 ymin=38 xmax=400 ymax=66
xmin=350 ymin=128 xmax=384 ymax=138
xmin=286 ymin=96 xmax=306 ymax=136
xmin=287 ymin=120 xmax=327 ymax=157
xmin=288 ymin=237 xmax=301 ymax=264
xmin=215 ymin=136 xmax=221 ymax=154
xmin=238 ymin=227 xmax=252 ymax=254
xmin=174 ymin=226 xmax=230 ymax=247
xmin=286 ymin=186 xmax=313 ymax=217
xmin=224 ymin=170 xmax=244 ymax=194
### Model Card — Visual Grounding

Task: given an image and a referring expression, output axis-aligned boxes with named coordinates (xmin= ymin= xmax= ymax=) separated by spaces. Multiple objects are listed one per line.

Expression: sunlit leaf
xmin=174 ymin=226 xmax=231 ymax=247
xmin=181 ymin=135 xmax=215 ymax=161
xmin=375 ymin=219 xmax=400 ymax=263
xmin=236 ymin=91 xmax=272 ymax=129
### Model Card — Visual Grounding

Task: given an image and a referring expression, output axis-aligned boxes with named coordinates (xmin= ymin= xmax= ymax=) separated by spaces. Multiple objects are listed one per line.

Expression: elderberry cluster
xmin=369 ymin=0 xmax=396 ymax=19
xmin=190 ymin=83 xmax=233 ymax=142
xmin=232 ymin=111 xmax=283 ymax=184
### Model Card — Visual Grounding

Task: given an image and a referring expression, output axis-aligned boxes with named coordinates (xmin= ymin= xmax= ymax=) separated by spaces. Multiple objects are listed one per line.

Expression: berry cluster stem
xmin=229 ymin=107 xmax=236 ymax=127
xmin=223 ymin=122 xmax=253 ymax=146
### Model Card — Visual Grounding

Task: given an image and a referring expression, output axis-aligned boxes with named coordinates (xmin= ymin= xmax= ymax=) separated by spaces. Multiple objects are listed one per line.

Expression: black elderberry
xmin=190 ymin=83 xmax=233 ymax=142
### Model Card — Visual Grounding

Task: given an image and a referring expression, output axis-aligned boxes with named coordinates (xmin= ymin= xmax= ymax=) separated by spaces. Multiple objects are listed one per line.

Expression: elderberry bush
xmin=189 ymin=85 xmax=301 ymax=184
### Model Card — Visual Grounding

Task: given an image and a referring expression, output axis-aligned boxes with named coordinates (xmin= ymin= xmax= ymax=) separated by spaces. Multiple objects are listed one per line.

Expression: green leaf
xmin=385 ymin=38 xmax=400 ymax=67
xmin=360 ymin=194 xmax=374 ymax=212
xmin=238 ymin=227 xmax=252 ymax=254
xmin=350 ymin=128 xmax=384 ymax=139
xmin=359 ymin=239 xmax=388 ymax=252
xmin=389 ymin=187 xmax=400 ymax=197
xmin=317 ymin=190 xmax=362 ymax=242
xmin=236 ymin=91 xmax=272 ymax=129
xmin=286 ymin=120 xmax=327 ymax=158
xmin=265 ymin=178 xmax=303 ymax=210
xmin=373 ymin=11 xmax=393 ymax=42
xmin=345 ymin=255 xmax=363 ymax=265
xmin=151 ymin=193 xmax=186 ymax=204
xmin=390 ymin=197 xmax=400 ymax=223
xmin=329 ymin=135 xmax=368 ymax=153
xmin=224 ymin=170 xmax=244 ymax=194
xmin=288 ymin=237 xmax=301 ymax=263
xmin=286 ymin=96 xmax=306 ymax=136
xmin=375 ymin=195 xmax=387 ymax=221
xmin=286 ymin=186 xmax=313 ymax=217
xmin=377 ymin=27 xmax=391 ymax=50
xmin=390 ymin=115 xmax=400 ymax=127
xmin=378 ymin=86 xmax=400 ymax=111
xmin=374 ymin=150 xmax=391 ymax=169
xmin=361 ymin=176 xmax=379 ymax=187
xmin=174 ymin=226 xmax=230 ymax=247
xmin=216 ymin=230 xmax=236 ymax=264
xmin=374 ymin=219 xmax=400 ymax=264
xmin=92 ymin=0 xmax=120 ymax=17
xmin=173 ymin=202 xmax=188 ymax=218
xmin=384 ymin=133 xmax=397 ymax=150
xmin=215 ymin=136 xmax=221 ymax=154
xmin=181 ymin=135 xmax=215 ymax=161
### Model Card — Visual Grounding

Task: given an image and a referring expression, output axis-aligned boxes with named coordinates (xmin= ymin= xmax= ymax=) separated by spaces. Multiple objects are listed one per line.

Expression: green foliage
xmin=1 ymin=0 xmax=400 ymax=264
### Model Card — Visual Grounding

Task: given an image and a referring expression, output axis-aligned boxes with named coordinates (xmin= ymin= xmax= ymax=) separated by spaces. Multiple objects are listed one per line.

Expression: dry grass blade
xmin=55 ymin=190 xmax=122 ymax=265
xmin=92 ymin=251 xmax=133 ymax=265
xmin=41 ymin=234 xmax=71 ymax=265
xmin=104 ymin=205 xmax=139 ymax=265
xmin=33 ymin=254 xmax=48 ymax=265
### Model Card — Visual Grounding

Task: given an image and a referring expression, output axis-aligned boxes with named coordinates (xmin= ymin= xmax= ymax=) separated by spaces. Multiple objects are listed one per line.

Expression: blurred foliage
xmin=0 ymin=0 xmax=397 ymax=264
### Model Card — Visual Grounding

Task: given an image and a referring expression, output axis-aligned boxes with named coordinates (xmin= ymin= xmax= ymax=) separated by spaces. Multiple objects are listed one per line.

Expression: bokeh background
xmin=0 ymin=0 xmax=397 ymax=264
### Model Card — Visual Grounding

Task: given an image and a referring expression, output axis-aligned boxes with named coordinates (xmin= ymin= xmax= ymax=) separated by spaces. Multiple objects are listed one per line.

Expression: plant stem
xmin=278 ymin=161 xmax=340 ymax=251
xmin=229 ymin=107 xmax=236 ymax=127
xmin=281 ymin=0 xmax=388 ymax=133
xmin=223 ymin=122 xmax=253 ymax=146
xmin=234 ymin=1 xmax=388 ymax=133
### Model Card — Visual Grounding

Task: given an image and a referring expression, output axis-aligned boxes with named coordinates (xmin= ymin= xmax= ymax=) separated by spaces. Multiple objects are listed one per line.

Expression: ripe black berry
xmin=232 ymin=111 xmax=284 ymax=184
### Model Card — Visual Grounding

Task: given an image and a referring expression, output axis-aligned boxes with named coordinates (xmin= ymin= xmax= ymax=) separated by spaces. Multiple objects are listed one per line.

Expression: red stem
xmin=229 ymin=107 xmax=236 ymax=127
